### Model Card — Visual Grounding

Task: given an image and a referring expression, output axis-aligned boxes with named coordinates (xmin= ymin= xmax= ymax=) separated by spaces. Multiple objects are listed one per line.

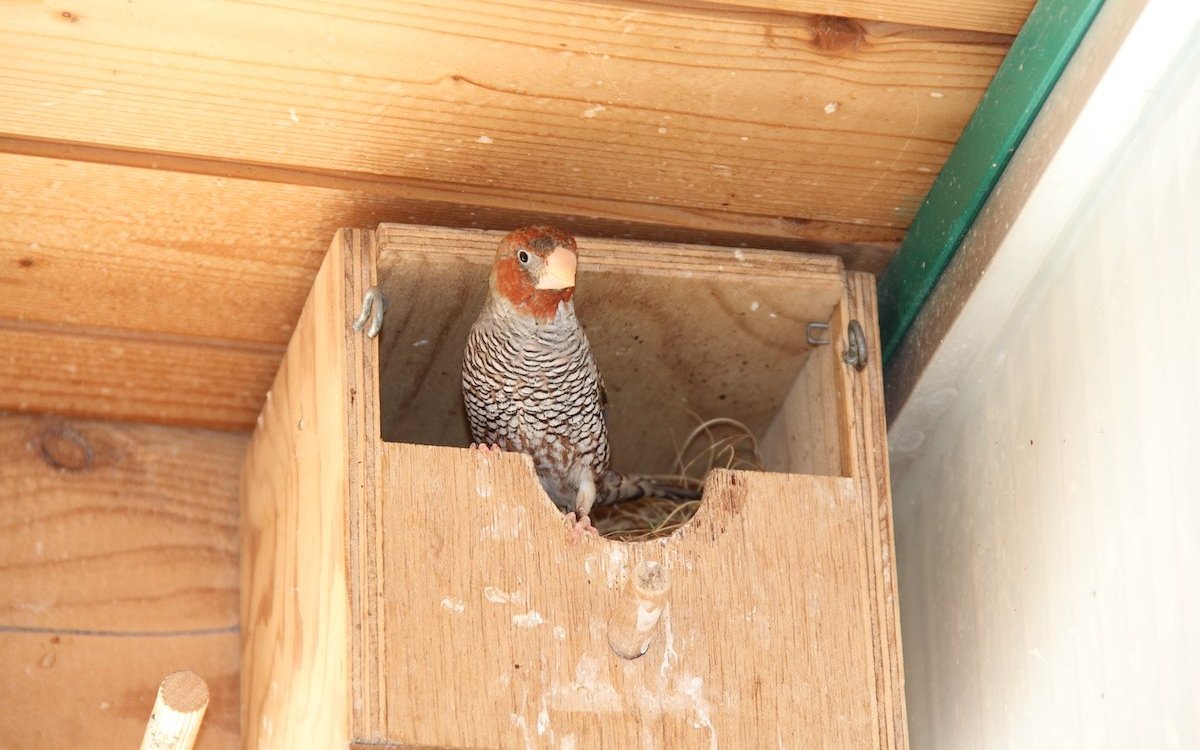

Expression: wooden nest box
xmin=241 ymin=224 xmax=906 ymax=749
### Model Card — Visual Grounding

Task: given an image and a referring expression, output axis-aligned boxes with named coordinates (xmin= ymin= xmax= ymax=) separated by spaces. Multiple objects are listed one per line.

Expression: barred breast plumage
xmin=461 ymin=226 xmax=699 ymax=532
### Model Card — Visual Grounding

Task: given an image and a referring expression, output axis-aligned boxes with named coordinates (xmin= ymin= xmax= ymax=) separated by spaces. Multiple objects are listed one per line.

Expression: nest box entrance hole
xmin=372 ymin=225 xmax=852 ymax=521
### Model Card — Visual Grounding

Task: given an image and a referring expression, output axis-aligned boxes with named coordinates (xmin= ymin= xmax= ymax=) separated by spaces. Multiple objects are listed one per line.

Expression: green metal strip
xmin=877 ymin=0 xmax=1107 ymax=363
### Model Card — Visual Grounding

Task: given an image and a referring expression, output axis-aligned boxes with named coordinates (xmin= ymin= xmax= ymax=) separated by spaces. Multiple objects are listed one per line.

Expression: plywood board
xmin=371 ymin=444 xmax=879 ymax=748
xmin=0 ymin=413 xmax=242 ymax=750
xmin=0 ymin=1 xmax=1009 ymax=230
xmin=240 ymin=229 xmax=381 ymax=749
xmin=375 ymin=224 xmax=845 ymax=476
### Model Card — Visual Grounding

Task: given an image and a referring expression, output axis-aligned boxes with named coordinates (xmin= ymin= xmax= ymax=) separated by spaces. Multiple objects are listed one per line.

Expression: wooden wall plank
xmin=0 ymin=412 xmax=242 ymax=750
xmin=715 ymin=0 xmax=1035 ymax=35
xmin=0 ymin=634 xmax=238 ymax=750
xmin=0 ymin=415 xmax=243 ymax=631
xmin=0 ymin=0 xmax=1010 ymax=230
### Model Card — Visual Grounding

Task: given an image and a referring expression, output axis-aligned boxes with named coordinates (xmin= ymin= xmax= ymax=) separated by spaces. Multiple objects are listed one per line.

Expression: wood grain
xmin=0 ymin=412 xmax=242 ymax=750
xmin=714 ymin=0 xmax=1035 ymax=35
xmin=375 ymin=224 xmax=845 ymax=475
xmin=0 ymin=0 xmax=1011 ymax=230
xmin=373 ymin=446 xmax=880 ymax=748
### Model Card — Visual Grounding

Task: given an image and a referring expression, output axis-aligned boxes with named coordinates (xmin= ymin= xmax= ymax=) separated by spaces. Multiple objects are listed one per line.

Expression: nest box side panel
xmin=241 ymin=229 xmax=379 ymax=749
xmin=368 ymin=443 xmax=882 ymax=748
xmin=842 ymin=271 xmax=909 ymax=750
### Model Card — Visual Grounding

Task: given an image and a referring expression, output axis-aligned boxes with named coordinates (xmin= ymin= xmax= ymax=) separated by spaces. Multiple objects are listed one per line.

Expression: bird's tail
xmin=599 ymin=470 xmax=702 ymax=506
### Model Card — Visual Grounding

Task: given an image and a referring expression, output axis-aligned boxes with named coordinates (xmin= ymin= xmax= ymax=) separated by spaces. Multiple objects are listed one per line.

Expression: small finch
xmin=462 ymin=226 xmax=699 ymax=536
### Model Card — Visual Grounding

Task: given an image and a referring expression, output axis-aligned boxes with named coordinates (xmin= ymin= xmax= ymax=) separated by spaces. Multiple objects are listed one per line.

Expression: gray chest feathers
xmin=462 ymin=299 xmax=610 ymax=510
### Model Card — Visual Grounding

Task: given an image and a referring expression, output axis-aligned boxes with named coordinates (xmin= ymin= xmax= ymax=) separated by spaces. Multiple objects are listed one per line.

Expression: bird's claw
xmin=565 ymin=512 xmax=599 ymax=542
xmin=469 ymin=442 xmax=503 ymax=453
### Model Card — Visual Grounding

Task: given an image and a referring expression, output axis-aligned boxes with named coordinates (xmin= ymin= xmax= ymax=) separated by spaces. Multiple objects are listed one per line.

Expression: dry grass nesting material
xmin=594 ymin=417 xmax=764 ymax=541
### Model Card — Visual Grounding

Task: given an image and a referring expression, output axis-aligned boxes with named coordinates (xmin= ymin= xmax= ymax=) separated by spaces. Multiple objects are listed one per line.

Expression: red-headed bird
xmin=462 ymin=226 xmax=698 ymax=536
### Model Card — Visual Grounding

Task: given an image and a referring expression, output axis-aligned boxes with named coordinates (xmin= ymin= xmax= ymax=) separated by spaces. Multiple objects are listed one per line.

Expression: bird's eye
xmin=518 ymin=250 xmax=530 ymax=264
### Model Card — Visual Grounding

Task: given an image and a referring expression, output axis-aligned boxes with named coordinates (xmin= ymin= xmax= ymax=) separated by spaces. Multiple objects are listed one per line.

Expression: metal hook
xmin=844 ymin=319 xmax=868 ymax=371
xmin=806 ymin=322 xmax=831 ymax=346
xmin=352 ymin=286 xmax=387 ymax=339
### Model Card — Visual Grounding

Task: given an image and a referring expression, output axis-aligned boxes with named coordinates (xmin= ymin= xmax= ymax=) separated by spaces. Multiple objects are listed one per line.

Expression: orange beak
xmin=535 ymin=246 xmax=577 ymax=290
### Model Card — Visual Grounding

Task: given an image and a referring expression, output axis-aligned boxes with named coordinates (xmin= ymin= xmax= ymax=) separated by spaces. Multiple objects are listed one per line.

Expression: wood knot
xmin=37 ymin=424 xmax=94 ymax=472
xmin=811 ymin=16 xmax=865 ymax=53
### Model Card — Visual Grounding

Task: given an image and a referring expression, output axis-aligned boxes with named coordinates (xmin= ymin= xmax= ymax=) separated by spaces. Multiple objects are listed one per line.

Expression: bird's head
xmin=491 ymin=225 xmax=579 ymax=321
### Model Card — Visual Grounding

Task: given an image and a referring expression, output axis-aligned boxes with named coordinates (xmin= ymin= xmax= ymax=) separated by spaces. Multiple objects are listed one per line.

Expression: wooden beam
xmin=0 ymin=0 xmax=1010 ymax=230
xmin=0 ymin=412 xmax=242 ymax=749
xmin=711 ymin=0 xmax=1034 ymax=35
xmin=0 ymin=323 xmax=279 ymax=430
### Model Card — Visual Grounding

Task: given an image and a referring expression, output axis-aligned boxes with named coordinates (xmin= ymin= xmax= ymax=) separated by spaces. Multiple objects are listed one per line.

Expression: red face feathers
xmin=492 ymin=225 xmax=579 ymax=321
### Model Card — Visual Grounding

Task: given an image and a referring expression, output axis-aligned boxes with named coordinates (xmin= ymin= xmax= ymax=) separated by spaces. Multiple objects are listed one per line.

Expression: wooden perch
xmin=140 ymin=671 xmax=210 ymax=750
xmin=608 ymin=560 xmax=671 ymax=659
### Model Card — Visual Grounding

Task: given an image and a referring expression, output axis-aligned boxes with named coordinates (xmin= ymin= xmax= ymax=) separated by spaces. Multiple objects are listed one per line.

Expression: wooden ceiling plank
xmin=708 ymin=0 xmax=1035 ymax=35
xmin=0 ymin=0 xmax=1012 ymax=229
xmin=0 ymin=323 xmax=278 ymax=430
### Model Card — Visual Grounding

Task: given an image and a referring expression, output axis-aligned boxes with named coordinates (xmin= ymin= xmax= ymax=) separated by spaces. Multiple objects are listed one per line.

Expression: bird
xmin=462 ymin=225 xmax=700 ymax=537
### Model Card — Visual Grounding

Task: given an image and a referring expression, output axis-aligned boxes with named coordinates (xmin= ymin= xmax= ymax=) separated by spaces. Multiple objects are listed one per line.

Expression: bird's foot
xmin=565 ymin=512 xmax=599 ymax=542
xmin=469 ymin=442 xmax=503 ymax=453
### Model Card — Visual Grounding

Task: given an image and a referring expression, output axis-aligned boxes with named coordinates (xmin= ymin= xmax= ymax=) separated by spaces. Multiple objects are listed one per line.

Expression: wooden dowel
xmin=140 ymin=671 xmax=210 ymax=750
xmin=608 ymin=559 xmax=671 ymax=659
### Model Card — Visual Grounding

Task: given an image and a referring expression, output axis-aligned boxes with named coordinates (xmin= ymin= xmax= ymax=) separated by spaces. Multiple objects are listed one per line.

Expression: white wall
xmin=890 ymin=5 xmax=1200 ymax=748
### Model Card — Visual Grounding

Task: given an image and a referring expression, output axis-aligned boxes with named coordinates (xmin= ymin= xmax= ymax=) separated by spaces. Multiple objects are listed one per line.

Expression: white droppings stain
xmin=553 ymin=625 xmax=567 ymax=641
xmin=510 ymin=711 xmax=534 ymax=750
xmin=930 ymin=91 xmax=945 ymax=98
xmin=440 ymin=597 xmax=465 ymax=614
xmin=99 ymin=701 xmax=111 ymax=710
xmin=288 ymin=107 xmax=300 ymax=123
xmin=824 ymin=101 xmax=840 ymax=114
xmin=604 ymin=546 xmax=628 ymax=587
xmin=659 ymin=604 xmax=677 ymax=677
xmin=1030 ymin=648 xmax=1047 ymax=662
xmin=769 ymin=312 xmax=779 ymax=319
xmin=412 ymin=338 xmax=430 ymax=347
xmin=547 ymin=655 xmax=623 ymax=712
xmin=733 ymin=249 xmax=746 ymax=261
xmin=657 ymin=126 xmax=668 ymax=134
xmin=749 ymin=301 xmax=760 ymax=312
xmin=477 ymin=135 xmax=494 ymax=144
xmin=484 ymin=586 xmax=526 ymax=605
xmin=711 ymin=164 xmax=734 ymax=178
xmin=512 ymin=610 xmax=545 ymax=628
xmin=536 ymin=707 xmax=551 ymax=735
xmin=636 ymin=602 xmax=663 ymax=632
xmin=480 ymin=505 xmax=526 ymax=539
xmin=679 ymin=675 xmax=716 ymax=748
xmin=582 ymin=104 xmax=606 ymax=118
xmin=740 ymin=136 xmax=750 ymax=141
